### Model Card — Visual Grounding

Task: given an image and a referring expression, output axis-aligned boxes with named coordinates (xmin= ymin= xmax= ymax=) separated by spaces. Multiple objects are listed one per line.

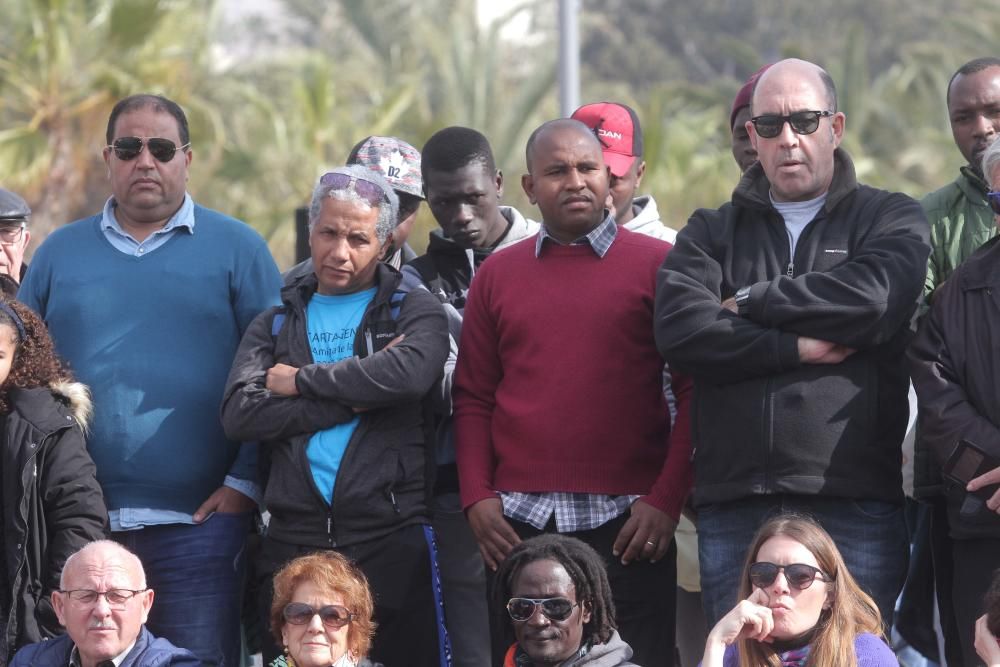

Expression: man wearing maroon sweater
xmin=452 ymin=118 xmax=692 ymax=667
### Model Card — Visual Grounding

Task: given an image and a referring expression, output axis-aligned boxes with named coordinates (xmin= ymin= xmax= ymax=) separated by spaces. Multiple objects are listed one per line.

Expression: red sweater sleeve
xmin=641 ymin=369 xmax=693 ymax=520
xmin=453 ymin=265 xmax=501 ymax=509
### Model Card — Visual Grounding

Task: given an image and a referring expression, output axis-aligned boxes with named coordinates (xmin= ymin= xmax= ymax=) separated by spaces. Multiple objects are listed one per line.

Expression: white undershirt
xmin=770 ymin=192 xmax=827 ymax=256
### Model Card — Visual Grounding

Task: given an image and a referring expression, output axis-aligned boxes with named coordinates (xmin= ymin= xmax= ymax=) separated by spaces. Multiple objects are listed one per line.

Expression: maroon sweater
xmin=453 ymin=227 xmax=692 ymax=519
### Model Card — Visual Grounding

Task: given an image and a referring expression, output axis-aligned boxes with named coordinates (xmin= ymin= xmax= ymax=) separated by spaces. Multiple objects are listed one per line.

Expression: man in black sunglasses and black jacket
xmin=655 ymin=58 xmax=930 ymax=629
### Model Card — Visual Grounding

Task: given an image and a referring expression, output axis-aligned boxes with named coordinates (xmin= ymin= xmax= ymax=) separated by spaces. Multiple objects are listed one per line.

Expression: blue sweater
xmin=19 ymin=206 xmax=281 ymax=513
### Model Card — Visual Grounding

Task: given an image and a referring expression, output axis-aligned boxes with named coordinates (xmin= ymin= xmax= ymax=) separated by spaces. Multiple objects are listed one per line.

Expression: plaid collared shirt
xmin=500 ymin=491 xmax=639 ymax=532
xmin=515 ymin=212 xmax=630 ymax=533
xmin=534 ymin=212 xmax=617 ymax=258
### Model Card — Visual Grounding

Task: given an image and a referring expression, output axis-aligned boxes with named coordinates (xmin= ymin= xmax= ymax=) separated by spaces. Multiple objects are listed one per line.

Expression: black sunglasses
xmin=750 ymin=110 xmax=834 ymax=139
xmin=319 ymin=172 xmax=390 ymax=208
xmin=749 ymin=562 xmax=831 ymax=590
xmin=987 ymin=191 xmax=1000 ymax=215
xmin=282 ymin=602 xmax=355 ymax=629
xmin=506 ymin=597 xmax=579 ymax=622
xmin=108 ymin=136 xmax=190 ymax=162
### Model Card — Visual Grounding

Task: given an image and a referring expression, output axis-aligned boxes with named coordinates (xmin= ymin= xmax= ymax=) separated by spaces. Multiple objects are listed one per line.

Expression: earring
xmin=283 ymin=646 xmax=296 ymax=667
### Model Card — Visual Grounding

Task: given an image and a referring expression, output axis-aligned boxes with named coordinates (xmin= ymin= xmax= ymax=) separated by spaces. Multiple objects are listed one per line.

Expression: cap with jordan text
xmin=570 ymin=102 xmax=643 ymax=178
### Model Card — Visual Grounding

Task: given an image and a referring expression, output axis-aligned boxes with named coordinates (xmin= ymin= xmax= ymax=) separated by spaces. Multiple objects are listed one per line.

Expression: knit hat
xmin=347 ymin=136 xmax=424 ymax=199
xmin=570 ymin=102 xmax=643 ymax=178
xmin=730 ymin=64 xmax=774 ymax=130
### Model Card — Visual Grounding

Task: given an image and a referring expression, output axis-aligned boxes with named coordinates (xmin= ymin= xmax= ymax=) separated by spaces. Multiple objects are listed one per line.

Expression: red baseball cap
xmin=570 ymin=102 xmax=643 ymax=178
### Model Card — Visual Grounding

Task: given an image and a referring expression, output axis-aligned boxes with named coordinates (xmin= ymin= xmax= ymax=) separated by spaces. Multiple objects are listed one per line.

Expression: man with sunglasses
xmin=656 ymin=58 xmax=930 ymax=628
xmin=0 ymin=188 xmax=31 ymax=297
xmin=494 ymin=534 xmax=637 ymax=667
xmin=19 ymin=94 xmax=283 ymax=667
xmin=222 ymin=165 xmax=450 ymax=667
xmin=909 ymin=137 xmax=1000 ymax=666
xmin=11 ymin=541 xmax=199 ymax=667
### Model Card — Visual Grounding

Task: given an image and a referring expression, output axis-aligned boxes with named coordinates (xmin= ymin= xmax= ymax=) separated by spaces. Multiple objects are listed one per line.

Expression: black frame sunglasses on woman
xmin=282 ymin=602 xmax=355 ymax=629
xmin=749 ymin=562 xmax=831 ymax=591
xmin=107 ymin=136 xmax=190 ymax=163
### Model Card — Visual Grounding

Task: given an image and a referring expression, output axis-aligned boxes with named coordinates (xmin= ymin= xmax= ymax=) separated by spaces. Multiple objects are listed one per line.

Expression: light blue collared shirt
xmin=99 ymin=194 xmax=261 ymax=531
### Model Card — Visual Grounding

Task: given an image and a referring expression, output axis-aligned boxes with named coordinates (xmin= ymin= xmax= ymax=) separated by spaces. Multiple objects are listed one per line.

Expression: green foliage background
xmin=0 ymin=0 xmax=996 ymax=268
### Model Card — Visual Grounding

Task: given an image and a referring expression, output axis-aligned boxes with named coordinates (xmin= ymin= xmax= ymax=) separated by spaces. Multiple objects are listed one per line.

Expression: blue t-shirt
xmin=305 ymin=287 xmax=377 ymax=503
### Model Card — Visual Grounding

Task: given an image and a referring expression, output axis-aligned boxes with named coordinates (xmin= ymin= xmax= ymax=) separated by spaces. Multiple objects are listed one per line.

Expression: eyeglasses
xmin=750 ymin=110 xmax=834 ymax=139
xmin=987 ymin=191 xmax=1000 ymax=215
xmin=319 ymin=172 xmax=389 ymax=208
xmin=506 ymin=597 xmax=579 ymax=622
xmin=59 ymin=589 xmax=147 ymax=607
xmin=107 ymin=137 xmax=190 ymax=162
xmin=749 ymin=562 xmax=831 ymax=590
xmin=282 ymin=602 xmax=355 ymax=629
xmin=0 ymin=223 xmax=25 ymax=245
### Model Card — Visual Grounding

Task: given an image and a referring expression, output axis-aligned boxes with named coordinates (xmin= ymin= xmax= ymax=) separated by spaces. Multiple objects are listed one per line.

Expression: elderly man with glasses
xmin=18 ymin=94 xmax=282 ymax=667
xmin=222 ymin=165 xmax=450 ymax=667
xmin=655 ymin=58 xmax=931 ymax=628
xmin=10 ymin=541 xmax=199 ymax=667
xmin=0 ymin=188 xmax=31 ymax=297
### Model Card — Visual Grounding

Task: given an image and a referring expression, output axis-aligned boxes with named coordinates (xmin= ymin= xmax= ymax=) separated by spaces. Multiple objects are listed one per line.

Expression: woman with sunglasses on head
xmin=702 ymin=514 xmax=897 ymax=667
xmin=269 ymin=551 xmax=382 ymax=667
xmin=494 ymin=534 xmax=637 ymax=667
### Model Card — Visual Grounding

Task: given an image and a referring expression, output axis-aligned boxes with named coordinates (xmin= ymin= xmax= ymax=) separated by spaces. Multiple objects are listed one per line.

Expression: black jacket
xmin=2 ymin=383 xmax=108 ymax=665
xmin=221 ymin=264 xmax=449 ymax=548
xmin=908 ymin=236 xmax=1000 ymax=539
xmin=655 ymin=149 xmax=930 ymax=507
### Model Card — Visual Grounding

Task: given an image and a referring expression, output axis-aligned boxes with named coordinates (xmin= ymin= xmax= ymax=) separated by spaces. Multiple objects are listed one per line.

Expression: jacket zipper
xmin=6 ymin=442 xmax=43 ymax=646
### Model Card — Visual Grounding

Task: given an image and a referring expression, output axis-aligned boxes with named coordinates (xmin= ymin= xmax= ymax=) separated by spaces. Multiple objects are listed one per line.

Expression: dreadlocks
xmin=494 ymin=533 xmax=617 ymax=646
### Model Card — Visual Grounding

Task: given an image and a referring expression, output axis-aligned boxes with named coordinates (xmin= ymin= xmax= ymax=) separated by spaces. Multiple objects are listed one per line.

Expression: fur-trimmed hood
xmin=49 ymin=380 xmax=92 ymax=431
xmin=5 ymin=381 xmax=93 ymax=433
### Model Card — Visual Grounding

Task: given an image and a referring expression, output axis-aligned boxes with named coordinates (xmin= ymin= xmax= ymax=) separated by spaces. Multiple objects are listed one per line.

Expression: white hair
xmin=982 ymin=138 xmax=1000 ymax=189
xmin=59 ymin=540 xmax=147 ymax=590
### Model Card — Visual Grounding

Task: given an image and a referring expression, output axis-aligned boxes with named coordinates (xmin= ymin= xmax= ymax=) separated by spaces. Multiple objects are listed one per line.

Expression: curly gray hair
xmin=308 ymin=164 xmax=400 ymax=243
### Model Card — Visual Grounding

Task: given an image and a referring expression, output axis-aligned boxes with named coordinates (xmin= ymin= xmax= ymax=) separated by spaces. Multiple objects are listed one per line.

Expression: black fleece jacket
xmin=655 ymin=149 xmax=930 ymax=507
xmin=221 ymin=264 xmax=448 ymax=548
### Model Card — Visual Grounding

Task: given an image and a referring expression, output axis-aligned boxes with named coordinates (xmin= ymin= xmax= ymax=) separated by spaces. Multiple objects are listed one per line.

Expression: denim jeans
xmin=697 ymin=495 xmax=908 ymax=629
xmin=114 ymin=512 xmax=250 ymax=667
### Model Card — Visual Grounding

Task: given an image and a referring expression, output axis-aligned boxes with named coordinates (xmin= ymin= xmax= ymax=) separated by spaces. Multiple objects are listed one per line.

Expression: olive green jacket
xmin=914 ymin=166 xmax=995 ymax=497
xmin=923 ymin=166 xmax=994 ymax=302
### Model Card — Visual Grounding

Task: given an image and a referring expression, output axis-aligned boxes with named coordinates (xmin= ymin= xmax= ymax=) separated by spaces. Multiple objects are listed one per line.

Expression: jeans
xmin=114 ymin=512 xmax=251 ymax=667
xmin=698 ymin=495 xmax=908 ymax=629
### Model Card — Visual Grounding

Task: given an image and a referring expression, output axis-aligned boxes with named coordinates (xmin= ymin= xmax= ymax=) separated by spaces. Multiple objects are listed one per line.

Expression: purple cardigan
xmin=720 ymin=633 xmax=899 ymax=666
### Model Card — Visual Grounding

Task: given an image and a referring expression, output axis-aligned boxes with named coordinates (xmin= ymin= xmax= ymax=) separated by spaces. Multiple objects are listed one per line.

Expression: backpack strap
xmin=271 ymin=309 xmax=286 ymax=337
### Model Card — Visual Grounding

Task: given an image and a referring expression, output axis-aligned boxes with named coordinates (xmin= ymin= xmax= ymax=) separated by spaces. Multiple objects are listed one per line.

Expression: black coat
xmin=221 ymin=264 xmax=448 ymax=548
xmin=909 ymin=235 xmax=1000 ymax=539
xmin=2 ymin=384 xmax=108 ymax=665
xmin=655 ymin=149 xmax=930 ymax=507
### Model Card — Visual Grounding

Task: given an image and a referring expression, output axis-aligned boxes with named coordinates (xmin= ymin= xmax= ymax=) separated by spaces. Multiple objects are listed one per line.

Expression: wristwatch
xmin=734 ymin=285 xmax=752 ymax=316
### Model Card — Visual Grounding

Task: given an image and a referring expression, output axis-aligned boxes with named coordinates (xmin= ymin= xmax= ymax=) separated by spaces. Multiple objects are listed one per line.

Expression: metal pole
xmin=558 ymin=0 xmax=580 ymax=116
